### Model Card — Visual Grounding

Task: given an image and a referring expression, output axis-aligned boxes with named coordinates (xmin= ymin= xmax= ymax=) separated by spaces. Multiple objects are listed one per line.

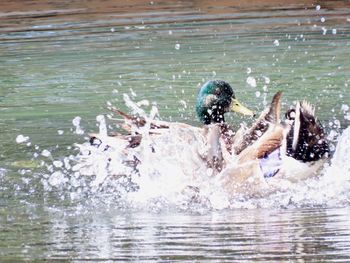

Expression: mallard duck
xmin=90 ymin=80 xmax=255 ymax=171
xmin=87 ymin=80 xmax=329 ymax=198
xmin=219 ymin=92 xmax=329 ymax=197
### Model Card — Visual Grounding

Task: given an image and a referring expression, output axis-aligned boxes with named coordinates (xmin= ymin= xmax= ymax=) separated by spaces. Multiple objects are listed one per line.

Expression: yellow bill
xmin=230 ymin=98 xmax=254 ymax=116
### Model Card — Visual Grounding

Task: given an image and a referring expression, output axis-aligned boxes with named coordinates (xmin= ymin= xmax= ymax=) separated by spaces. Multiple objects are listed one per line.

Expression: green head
xmin=196 ymin=80 xmax=254 ymax=124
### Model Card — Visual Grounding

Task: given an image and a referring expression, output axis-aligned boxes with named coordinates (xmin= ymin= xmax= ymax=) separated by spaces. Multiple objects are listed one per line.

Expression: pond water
xmin=1 ymin=0 xmax=350 ymax=261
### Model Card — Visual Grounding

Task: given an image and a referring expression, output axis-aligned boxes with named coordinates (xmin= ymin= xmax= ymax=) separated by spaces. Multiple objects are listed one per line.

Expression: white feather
xmin=292 ymin=102 xmax=301 ymax=151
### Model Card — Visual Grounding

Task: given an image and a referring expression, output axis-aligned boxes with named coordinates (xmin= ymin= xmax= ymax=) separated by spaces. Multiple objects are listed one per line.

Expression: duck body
xmin=219 ymin=93 xmax=329 ymax=197
xmin=87 ymin=80 xmax=329 ymax=199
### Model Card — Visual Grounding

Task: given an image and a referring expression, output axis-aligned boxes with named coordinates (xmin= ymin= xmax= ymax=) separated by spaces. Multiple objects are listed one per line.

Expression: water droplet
xmin=16 ymin=135 xmax=29 ymax=144
xmin=341 ymin=104 xmax=349 ymax=112
xmin=273 ymin=39 xmax=280 ymax=46
xmin=96 ymin=115 xmax=107 ymax=136
xmin=72 ymin=116 xmax=84 ymax=135
xmin=53 ymin=161 xmax=63 ymax=168
xmin=130 ymin=88 xmax=137 ymax=97
xmin=332 ymin=28 xmax=337 ymax=35
xmin=316 ymin=5 xmax=321 ymax=11
xmin=72 ymin=116 xmax=81 ymax=126
xmin=179 ymin=100 xmax=187 ymax=109
xmin=246 ymin=67 xmax=252 ymax=74
xmin=321 ymin=17 xmax=325 ymax=23
xmin=41 ymin=149 xmax=51 ymax=158
xmin=263 ymin=76 xmax=270 ymax=84
xmin=48 ymin=171 xmax=66 ymax=187
xmin=344 ymin=112 xmax=350 ymax=121
xmin=175 ymin=43 xmax=180 ymax=50
xmin=246 ymin=76 xmax=257 ymax=88
xmin=110 ymin=27 xmax=115 ymax=32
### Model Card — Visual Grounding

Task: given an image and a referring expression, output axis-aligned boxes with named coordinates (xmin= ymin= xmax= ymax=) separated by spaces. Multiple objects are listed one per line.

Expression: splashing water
xmin=41 ymin=95 xmax=350 ymax=211
xmin=72 ymin=116 xmax=84 ymax=135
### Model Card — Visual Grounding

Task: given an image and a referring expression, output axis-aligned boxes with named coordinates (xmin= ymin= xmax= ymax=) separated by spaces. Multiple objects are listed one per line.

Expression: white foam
xmin=48 ymin=171 xmax=67 ymax=187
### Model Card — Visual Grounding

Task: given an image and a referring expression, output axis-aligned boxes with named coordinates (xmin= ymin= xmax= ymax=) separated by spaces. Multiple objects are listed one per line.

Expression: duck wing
xmin=110 ymin=108 xmax=170 ymax=132
xmin=232 ymin=91 xmax=283 ymax=155
xmin=237 ymin=123 xmax=289 ymax=163
xmin=91 ymin=108 xmax=203 ymax=149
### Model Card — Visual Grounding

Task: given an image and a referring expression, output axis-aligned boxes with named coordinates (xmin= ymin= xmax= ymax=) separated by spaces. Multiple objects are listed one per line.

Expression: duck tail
xmin=286 ymin=100 xmax=329 ymax=162
xmin=300 ymin=100 xmax=315 ymax=116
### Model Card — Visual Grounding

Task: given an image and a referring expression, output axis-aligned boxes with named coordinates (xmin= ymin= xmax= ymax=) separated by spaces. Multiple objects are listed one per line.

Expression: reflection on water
xmin=2 ymin=206 xmax=350 ymax=261
xmin=1 ymin=0 xmax=350 ymax=261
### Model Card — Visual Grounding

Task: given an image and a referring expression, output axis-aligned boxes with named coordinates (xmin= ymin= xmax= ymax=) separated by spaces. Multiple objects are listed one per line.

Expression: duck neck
xmin=203 ymin=107 xmax=226 ymax=125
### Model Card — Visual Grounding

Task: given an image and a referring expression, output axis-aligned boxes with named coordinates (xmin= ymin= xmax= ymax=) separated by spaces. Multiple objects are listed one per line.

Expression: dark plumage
xmin=285 ymin=103 xmax=329 ymax=162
